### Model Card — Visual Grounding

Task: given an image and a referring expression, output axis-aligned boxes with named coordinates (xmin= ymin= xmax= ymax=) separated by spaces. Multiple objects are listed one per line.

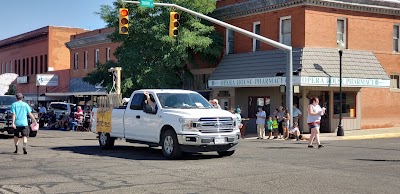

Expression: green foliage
xmin=5 ymin=84 xmax=16 ymax=95
xmin=85 ymin=0 xmax=223 ymax=95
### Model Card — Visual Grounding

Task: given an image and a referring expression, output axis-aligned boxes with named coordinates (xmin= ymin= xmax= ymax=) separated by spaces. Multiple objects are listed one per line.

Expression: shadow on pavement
xmin=0 ymin=134 xmax=13 ymax=139
xmin=52 ymin=145 xmax=223 ymax=161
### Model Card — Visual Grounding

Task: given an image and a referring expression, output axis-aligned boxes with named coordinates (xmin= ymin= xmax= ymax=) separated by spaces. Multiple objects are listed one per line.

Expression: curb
xmin=341 ymin=133 xmax=400 ymax=140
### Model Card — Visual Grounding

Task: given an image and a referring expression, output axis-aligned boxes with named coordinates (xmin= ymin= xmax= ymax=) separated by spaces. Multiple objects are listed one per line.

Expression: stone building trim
xmin=213 ymin=0 xmax=400 ymax=21
xmin=65 ymin=32 xmax=113 ymax=49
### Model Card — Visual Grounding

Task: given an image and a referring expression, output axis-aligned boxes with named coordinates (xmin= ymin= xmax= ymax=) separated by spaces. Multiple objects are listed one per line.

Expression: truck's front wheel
xmin=99 ymin=132 xmax=115 ymax=149
xmin=161 ymin=130 xmax=182 ymax=159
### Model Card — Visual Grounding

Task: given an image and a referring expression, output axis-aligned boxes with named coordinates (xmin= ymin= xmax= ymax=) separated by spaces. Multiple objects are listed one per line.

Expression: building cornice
xmin=65 ymin=32 xmax=113 ymax=49
xmin=213 ymin=0 xmax=400 ymax=21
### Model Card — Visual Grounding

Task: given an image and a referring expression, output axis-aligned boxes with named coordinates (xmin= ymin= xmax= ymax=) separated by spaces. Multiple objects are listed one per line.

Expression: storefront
xmin=208 ymin=48 xmax=390 ymax=133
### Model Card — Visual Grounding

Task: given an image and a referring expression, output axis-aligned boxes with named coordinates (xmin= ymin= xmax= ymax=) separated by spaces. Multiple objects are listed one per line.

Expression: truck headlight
xmin=179 ymin=118 xmax=198 ymax=131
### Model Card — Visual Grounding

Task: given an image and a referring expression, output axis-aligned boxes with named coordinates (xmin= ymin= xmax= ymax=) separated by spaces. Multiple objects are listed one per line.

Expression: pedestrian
xmin=283 ymin=109 xmax=290 ymax=140
xmin=234 ymin=108 xmax=243 ymax=129
xmin=209 ymin=99 xmax=221 ymax=109
xmin=266 ymin=116 xmax=273 ymax=139
xmin=292 ymin=104 xmax=302 ymax=124
xmin=272 ymin=116 xmax=279 ymax=139
xmin=289 ymin=122 xmax=301 ymax=141
xmin=307 ymin=97 xmax=326 ymax=148
xmin=11 ymin=93 xmax=38 ymax=154
xmin=38 ymin=103 xmax=47 ymax=119
xmin=255 ymin=107 xmax=266 ymax=139
xmin=277 ymin=106 xmax=285 ymax=139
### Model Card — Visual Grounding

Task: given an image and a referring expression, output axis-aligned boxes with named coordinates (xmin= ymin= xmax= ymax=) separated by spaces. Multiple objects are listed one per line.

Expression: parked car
xmin=0 ymin=95 xmax=38 ymax=137
xmin=48 ymin=102 xmax=76 ymax=120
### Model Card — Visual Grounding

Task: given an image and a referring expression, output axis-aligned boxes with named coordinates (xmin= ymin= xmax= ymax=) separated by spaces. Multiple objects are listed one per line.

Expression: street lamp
xmin=337 ymin=41 xmax=345 ymax=136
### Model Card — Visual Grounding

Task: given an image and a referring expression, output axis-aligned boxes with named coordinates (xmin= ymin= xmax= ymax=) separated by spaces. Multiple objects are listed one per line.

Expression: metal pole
xmin=36 ymin=86 xmax=39 ymax=109
xmin=286 ymin=50 xmax=293 ymax=128
xmin=337 ymin=50 xmax=344 ymax=136
xmin=123 ymin=0 xmax=294 ymax=125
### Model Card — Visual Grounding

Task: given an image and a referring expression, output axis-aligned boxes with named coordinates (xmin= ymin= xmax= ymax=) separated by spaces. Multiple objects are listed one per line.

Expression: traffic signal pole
xmin=122 ymin=0 xmax=294 ymax=127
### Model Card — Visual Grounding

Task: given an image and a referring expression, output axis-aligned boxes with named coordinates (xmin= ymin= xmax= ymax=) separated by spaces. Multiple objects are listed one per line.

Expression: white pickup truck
xmin=91 ymin=89 xmax=240 ymax=159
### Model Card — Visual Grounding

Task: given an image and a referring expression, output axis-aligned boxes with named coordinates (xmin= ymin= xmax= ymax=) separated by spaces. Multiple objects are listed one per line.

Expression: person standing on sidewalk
xmin=11 ymin=93 xmax=38 ymax=154
xmin=307 ymin=97 xmax=325 ymax=148
xmin=255 ymin=107 xmax=266 ymax=139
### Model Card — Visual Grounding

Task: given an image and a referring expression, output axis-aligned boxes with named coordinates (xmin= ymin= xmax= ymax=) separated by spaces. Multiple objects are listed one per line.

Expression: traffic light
xmin=169 ymin=12 xmax=180 ymax=37
xmin=119 ymin=8 xmax=129 ymax=35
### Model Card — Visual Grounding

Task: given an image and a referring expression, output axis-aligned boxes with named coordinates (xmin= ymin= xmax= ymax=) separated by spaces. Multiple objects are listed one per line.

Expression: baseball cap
xmin=16 ymin=93 xmax=24 ymax=99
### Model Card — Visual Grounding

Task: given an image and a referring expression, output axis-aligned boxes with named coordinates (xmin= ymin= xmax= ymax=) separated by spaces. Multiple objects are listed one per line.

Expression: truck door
xmin=142 ymin=93 xmax=162 ymax=143
xmin=124 ymin=93 xmax=146 ymax=141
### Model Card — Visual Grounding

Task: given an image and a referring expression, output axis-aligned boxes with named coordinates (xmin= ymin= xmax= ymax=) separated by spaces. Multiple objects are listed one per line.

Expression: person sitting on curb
xmin=289 ymin=122 xmax=301 ymax=141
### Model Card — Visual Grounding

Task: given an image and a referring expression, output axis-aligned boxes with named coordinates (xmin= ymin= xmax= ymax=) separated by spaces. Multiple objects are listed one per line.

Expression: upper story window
xmin=74 ymin=53 xmax=79 ymax=70
xmin=391 ymin=74 xmax=400 ymax=89
xmin=10 ymin=61 xmax=13 ymax=73
xmin=394 ymin=25 xmax=399 ymax=52
xmin=337 ymin=18 xmax=347 ymax=46
xmin=280 ymin=16 xmax=291 ymax=46
xmin=5 ymin=62 xmax=8 ymax=73
xmin=253 ymin=21 xmax=261 ymax=51
xmin=84 ymin=51 xmax=88 ymax=69
xmin=226 ymin=29 xmax=235 ymax=54
xmin=106 ymin=48 xmax=111 ymax=61
xmin=1 ymin=62 xmax=4 ymax=74
xmin=95 ymin=49 xmax=99 ymax=67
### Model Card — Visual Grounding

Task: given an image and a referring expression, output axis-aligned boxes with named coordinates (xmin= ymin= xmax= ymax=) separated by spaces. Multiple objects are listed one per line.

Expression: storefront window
xmin=333 ymin=92 xmax=356 ymax=118
xmin=248 ymin=96 xmax=270 ymax=118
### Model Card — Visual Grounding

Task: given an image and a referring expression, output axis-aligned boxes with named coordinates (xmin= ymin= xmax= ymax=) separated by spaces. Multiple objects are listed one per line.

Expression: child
xmin=290 ymin=122 xmax=301 ymax=141
xmin=272 ymin=116 xmax=279 ymax=139
xmin=266 ymin=117 xmax=273 ymax=139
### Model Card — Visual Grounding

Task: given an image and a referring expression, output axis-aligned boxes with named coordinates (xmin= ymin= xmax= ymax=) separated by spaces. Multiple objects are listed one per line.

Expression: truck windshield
xmin=0 ymin=96 xmax=16 ymax=106
xmin=157 ymin=93 xmax=212 ymax=109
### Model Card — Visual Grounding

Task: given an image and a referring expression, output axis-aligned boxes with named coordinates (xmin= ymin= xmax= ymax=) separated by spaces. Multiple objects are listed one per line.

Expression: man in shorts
xmin=11 ymin=93 xmax=38 ymax=154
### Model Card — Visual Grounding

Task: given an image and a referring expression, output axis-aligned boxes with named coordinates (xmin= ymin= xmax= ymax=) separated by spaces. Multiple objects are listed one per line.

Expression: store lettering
xmin=218 ymin=77 xmax=284 ymax=86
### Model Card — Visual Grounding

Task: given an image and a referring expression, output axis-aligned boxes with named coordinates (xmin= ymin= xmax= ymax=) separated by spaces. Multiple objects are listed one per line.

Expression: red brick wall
xmin=218 ymin=6 xmax=305 ymax=53
xmin=304 ymin=6 xmax=400 ymax=128
xmin=69 ymin=42 xmax=121 ymax=79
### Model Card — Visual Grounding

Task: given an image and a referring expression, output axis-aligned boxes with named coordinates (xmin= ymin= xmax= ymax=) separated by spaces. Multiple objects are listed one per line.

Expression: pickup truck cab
xmin=92 ymin=89 xmax=240 ymax=159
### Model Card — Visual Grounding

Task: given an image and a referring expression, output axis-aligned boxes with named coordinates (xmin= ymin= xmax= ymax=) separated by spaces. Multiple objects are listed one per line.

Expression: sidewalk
xmin=243 ymin=127 xmax=400 ymax=141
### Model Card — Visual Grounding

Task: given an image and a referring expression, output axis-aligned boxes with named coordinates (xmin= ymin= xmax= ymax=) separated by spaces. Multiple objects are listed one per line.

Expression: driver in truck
xmin=144 ymin=91 xmax=156 ymax=110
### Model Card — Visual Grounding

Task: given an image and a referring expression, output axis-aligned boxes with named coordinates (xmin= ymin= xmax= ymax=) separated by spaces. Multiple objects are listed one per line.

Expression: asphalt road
xmin=0 ymin=131 xmax=399 ymax=194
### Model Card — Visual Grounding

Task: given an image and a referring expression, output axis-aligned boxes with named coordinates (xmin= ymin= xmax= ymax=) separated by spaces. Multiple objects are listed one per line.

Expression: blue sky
xmin=0 ymin=0 xmax=114 ymax=40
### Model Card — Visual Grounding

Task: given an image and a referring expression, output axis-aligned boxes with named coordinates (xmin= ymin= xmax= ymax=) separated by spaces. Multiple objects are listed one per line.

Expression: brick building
xmin=58 ymin=28 xmax=121 ymax=104
xmin=202 ymin=0 xmax=400 ymax=132
xmin=0 ymin=26 xmax=87 ymax=105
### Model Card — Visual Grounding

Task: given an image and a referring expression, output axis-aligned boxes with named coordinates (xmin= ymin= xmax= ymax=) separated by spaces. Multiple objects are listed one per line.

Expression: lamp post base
xmin=337 ymin=125 xmax=344 ymax=136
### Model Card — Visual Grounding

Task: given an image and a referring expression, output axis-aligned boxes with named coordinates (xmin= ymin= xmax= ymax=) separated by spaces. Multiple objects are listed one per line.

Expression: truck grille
xmin=198 ymin=117 xmax=234 ymax=133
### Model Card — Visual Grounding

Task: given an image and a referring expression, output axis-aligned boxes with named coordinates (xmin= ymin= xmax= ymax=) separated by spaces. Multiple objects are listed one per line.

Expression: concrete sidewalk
xmin=243 ymin=127 xmax=400 ymax=141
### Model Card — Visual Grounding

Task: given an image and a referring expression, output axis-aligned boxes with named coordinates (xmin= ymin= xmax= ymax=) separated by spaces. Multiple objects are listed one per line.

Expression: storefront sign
xmin=36 ymin=74 xmax=59 ymax=86
xmin=209 ymin=76 xmax=390 ymax=88
xmin=208 ymin=77 xmax=286 ymax=87
xmin=17 ymin=76 xmax=28 ymax=84
xmin=301 ymin=77 xmax=390 ymax=88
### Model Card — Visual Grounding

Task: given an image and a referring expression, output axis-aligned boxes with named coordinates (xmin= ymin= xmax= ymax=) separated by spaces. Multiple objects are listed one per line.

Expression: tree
xmin=5 ymin=84 xmax=16 ymax=95
xmin=84 ymin=0 xmax=223 ymax=96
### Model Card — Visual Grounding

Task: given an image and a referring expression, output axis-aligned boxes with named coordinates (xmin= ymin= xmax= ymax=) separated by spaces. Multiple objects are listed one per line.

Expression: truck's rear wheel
xmin=217 ymin=150 xmax=235 ymax=157
xmin=99 ymin=132 xmax=115 ymax=149
xmin=161 ymin=130 xmax=182 ymax=159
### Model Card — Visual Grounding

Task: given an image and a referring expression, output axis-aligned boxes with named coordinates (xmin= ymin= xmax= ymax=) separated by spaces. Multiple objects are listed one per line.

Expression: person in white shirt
xmin=255 ymin=107 xmax=266 ymax=139
xmin=307 ymin=97 xmax=326 ymax=148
